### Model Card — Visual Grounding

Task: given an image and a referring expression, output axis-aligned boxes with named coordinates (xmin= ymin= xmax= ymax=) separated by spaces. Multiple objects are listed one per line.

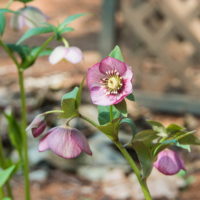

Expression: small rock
xmin=30 ymin=169 xmax=48 ymax=182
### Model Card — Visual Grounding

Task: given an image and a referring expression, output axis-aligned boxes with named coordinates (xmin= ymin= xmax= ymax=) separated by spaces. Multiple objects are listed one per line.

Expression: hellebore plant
xmin=0 ymin=0 xmax=200 ymax=200
xmin=27 ymin=46 xmax=200 ymax=200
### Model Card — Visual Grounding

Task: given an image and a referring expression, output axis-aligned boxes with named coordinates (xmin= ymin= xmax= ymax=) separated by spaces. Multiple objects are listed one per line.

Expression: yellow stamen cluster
xmin=101 ymin=69 xmax=123 ymax=95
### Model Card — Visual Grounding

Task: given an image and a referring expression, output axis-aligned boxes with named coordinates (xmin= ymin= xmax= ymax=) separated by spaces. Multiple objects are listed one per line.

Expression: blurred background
xmin=0 ymin=0 xmax=200 ymax=199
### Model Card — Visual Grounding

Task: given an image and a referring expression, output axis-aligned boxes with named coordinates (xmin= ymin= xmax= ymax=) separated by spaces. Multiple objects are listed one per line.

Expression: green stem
xmin=5 ymin=0 xmax=14 ymax=8
xmin=18 ymin=69 xmax=30 ymax=200
xmin=0 ymin=187 xmax=4 ymax=199
xmin=79 ymin=114 xmax=152 ymax=200
xmin=114 ymin=141 xmax=152 ymax=200
xmin=109 ymin=105 xmax=113 ymax=121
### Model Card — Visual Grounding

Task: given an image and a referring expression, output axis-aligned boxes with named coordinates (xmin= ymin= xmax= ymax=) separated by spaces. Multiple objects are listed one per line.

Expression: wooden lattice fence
xmin=100 ymin=0 xmax=200 ymax=114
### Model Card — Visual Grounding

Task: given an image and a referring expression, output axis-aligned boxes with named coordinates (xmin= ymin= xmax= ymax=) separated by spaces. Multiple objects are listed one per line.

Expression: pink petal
xmin=99 ymin=56 xmax=126 ymax=75
xmin=38 ymin=132 xmax=50 ymax=152
xmin=49 ymin=46 xmax=68 ymax=65
xmin=89 ymin=86 xmax=116 ymax=106
xmin=71 ymin=129 xmax=92 ymax=155
xmin=154 ymin=149 xmax=185 ymax=175
xmin=64 ymin=46 xmax=83 ymax=64
xmin=38 ymin=127 xmax=92 ymax=159
xmin=87 ymin=62 xmax=104 ymax=89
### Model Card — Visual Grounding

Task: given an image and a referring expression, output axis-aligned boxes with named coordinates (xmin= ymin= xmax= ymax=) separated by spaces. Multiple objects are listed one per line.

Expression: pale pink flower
xmin=154 ymin=149 xmax=185 ymax=175
xmin=38 ymin=127 xmax=92 ymax=159
xmin=10 ymin=6 xmax=47 ymax=30
xmin=26 ymin=115 xmax=47 ymax=138
xmin=86 ymin=56 xmax=133 ymax=106
xmin=49 ymin=46 xmax=83 ymax=64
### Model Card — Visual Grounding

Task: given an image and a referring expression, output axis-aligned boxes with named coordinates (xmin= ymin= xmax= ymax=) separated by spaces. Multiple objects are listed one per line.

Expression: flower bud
xmin=26 ymin=115 xmax=46 ymax=138
xmin=154 ymin=149 xmax=185 ymax=175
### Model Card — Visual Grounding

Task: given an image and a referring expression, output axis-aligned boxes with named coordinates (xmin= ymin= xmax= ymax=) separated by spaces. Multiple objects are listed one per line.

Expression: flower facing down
xmin=10 ymin=6 xmax=47 ymax=30
xmin=49 ymin=46 xmax=83 ymax=65
xmin=154 ymin=149 xmax=185 ymax=175
xmin=38 ymin=127 xmax=92 ymax=159
xmin=86 ymin=56 xmax=133 ymax=106
xmin=26 ymin=115 xmax=46 ymax=138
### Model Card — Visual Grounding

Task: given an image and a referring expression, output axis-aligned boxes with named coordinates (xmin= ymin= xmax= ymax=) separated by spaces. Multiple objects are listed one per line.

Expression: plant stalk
xmin=114 ymin=141 xmax=152 ymax=200
xmin=18 ymin=69 xmax=30 ymax=200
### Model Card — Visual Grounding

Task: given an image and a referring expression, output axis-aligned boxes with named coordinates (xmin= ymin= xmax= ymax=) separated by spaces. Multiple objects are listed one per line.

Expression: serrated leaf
xmin=97 ymin=105 xmax=120 ymax=125
xmin=126 ymin=93 xmax=135 ymax=101
xmin=17 ymin=26 xmax=54 ymax=44
xmin=0 ymin=12 xmax=6 ymax=36
xmin=120 ymin=118 xmax=137 ymax=135
xmin=114 ymin=100 xmax=127 ymax=117
xmin=109 ymin=45 xmax=124 ymax=62
xmin=0 ymin=165 xmax=16 ymax=187
xmin=133 ymin=141 xmax=153 ymax=178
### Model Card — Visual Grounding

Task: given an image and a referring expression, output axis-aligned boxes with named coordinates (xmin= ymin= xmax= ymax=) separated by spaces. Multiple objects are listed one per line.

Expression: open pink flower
xmin=38 ymin=127 xmax=92 ymax=159
xmin=26 ymin=115 xmax=46 ymax=138
xmin=86 ymin=56 xmax=133 ymax=106
xmin=154 ymin=149 xmax=185 ymax=175
xmin=10 ymin=6 xmax=47 ymax=30
xmin=49 ymin=46 xmax=83 ymax=64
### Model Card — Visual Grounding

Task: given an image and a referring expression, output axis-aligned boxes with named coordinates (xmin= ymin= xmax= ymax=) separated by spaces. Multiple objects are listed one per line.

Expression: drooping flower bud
xmin=38 ymin=127 xmax=92 ymax=159
xmin=86 ymin=56 xmax=133 ymax=105
xmin=49 ymin=46 xmax=83 ymax=65
xmin=26 ymin=115 xmax=46 ymax=138
xmin=10 ymin=6 xmax=47 ymax=30
xmin=154 ymin=149 xmax=185 ymax=175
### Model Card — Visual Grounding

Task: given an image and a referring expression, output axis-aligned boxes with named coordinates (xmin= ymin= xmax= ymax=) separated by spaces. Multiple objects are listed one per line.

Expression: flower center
xmin=101 ymin=69 xmax=123 ymax=95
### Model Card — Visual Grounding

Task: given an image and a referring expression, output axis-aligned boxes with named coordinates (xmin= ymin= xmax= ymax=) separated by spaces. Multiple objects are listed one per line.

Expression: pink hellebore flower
xmin=154 ymin=149 xmax=185 ymax=175
xmin=49 ymin=46 xmax=83 ymax=65
xmin=86 ymin=56 xmax=133 ymax=106
xmin=26 ymin=115 xmax=47 ymax=138
xmin=10 ymin=6 xmax=47 ymax=30
xmin=38 ymin=127 xmax=92 ymax=159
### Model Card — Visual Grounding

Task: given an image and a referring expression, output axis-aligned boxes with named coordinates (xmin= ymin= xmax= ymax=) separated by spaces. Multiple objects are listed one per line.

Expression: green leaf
xmin=114 ymin=100 xmax=127 ymax=117
xmin=4 ymin=113 xmax=23 ymax=153
xmin=97 ymin=105 xmax=120 ymax=125
xmin=59 ymin=27 xmax=74 ymax=34
xmin=61 ymin=87 xmax=82 ymax=118
xmin=147 ymin=120 xmax=167 ymax=137
xmin=178 ymin=133 xmax=200 ymax=145
xmin=97 ymin=118 xmax=120 ymax=139
xmin=120 ymin=118 xmax=137 ymax=135
xmin=0 ymin=165 xmax=16 ymax=187
xmin=133 ymin=129 xmax=159 ymax=144
xmin=3 ymin=197 xmax=12 ymax=200
xmin=0 ymin=12 xmax=6 ymax=36
xmin=109 ymin=45 xmax=124 ymax=62
xmin=59 ymin=13 xmax=86 ymax=29
xmin=133 ymin=141 xmax=153 ymax=178
xmin=15 ymin=0 xmax=33 ymax=2
xmin=126 ymin=93 xmax=135 ymax=101
xmin=166 ymin=124 xmax=184 ymax=134
xmin=17 ymin=26 xmax=54 ymax=44
xmin=0 ymin=9 xmax=16 ymax=14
